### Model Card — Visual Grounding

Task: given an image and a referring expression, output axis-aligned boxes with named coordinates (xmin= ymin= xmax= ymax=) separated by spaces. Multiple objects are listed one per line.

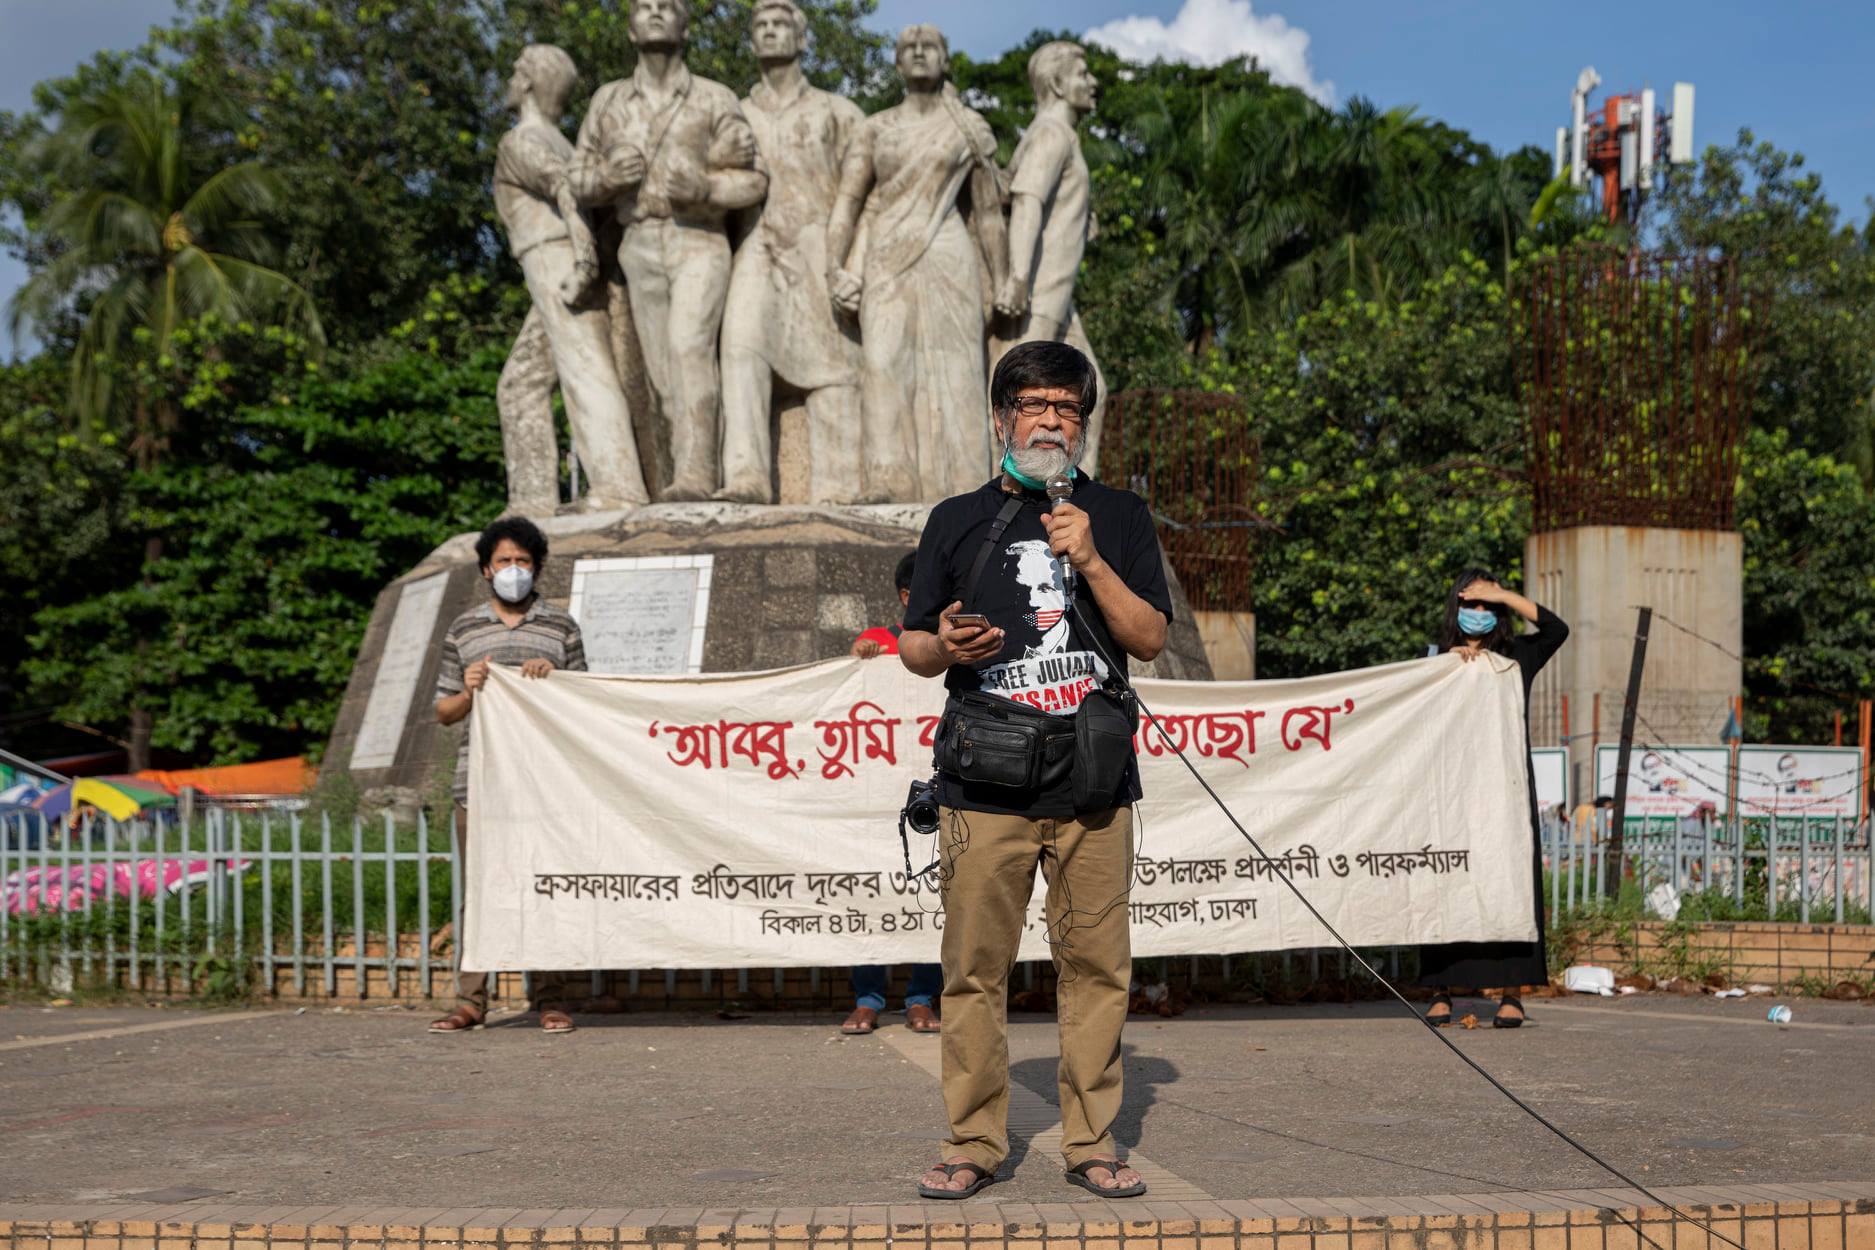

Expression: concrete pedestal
xmin=322 ymin=502 xmax=1214 ymax=806
xmin=1525 ymin=525 xmax=1742 ymax=791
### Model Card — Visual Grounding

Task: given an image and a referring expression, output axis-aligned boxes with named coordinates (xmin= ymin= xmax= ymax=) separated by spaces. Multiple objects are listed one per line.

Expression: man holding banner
xmin=898 ymin=341 xmax=1171 ymax=1200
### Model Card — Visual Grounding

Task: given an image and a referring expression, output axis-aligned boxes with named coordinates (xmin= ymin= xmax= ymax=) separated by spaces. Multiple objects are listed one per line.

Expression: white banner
xmin=465 ymin=653 xmax=1538 ymax=970
xmin=1736 ymin=745 xmax=1864 ymax=818
xmin=1531 ymin=748 xmax=1568 ymax=811
xmin=1596 ymin=744 xmax=1730 ymax=817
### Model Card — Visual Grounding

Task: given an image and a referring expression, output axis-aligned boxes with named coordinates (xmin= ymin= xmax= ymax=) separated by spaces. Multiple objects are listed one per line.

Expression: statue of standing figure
xmin=717 ymin=0 xmax=867 ymax=505
xmin=493 ymin=44 xmax=650 ymax=513
xmin=567 ymin=0 xmax=767 ymax=501
xmin=825 ymin=24 xmax=1014 ymax=503
xmin=492 ymin=19 xmax=1115 ymax=511
xmin=995 ymin=40 xmax=1108 ymax=469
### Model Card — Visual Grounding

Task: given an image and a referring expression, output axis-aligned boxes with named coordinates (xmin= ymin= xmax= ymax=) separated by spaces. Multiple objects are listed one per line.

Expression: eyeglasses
xmin=1008 ymin=395 xmax=1088 ymax=421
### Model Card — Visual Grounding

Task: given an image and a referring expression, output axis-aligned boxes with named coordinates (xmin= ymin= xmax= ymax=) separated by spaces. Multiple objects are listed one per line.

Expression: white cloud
xmin=1084 ymin=0 xmax=1335 ymax=104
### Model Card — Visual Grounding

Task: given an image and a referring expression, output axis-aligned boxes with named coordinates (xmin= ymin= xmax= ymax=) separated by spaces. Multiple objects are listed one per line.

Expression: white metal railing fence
xmin=3 ymin=806 xmax=1407 ymax=999
xmin=2 ymin=807 xmax=457 ymax=997
xmin=7 ymin=804 xmax=1870 ymax=998
xmin=1540 ymin=808 xmax=1875 ymax=923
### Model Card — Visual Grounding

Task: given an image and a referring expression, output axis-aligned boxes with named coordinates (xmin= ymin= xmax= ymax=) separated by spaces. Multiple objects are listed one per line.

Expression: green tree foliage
xmin=955 ymin=36 xmax=1553 ymax=361
xmin=143 ymin=0 xmax=889 ymax=340
xmin=1222 ymin=257 xmax=1530 ymax=676
xmin=1656 ymin=131 xmax=1875 ymax=481
xmin=24 ymin=317 xmax=505 ymax=762
xmin=1735 ymin=427 xmax=1875 ymax=741
xmin=0 ymin=357 xmax=135 ymax=757
xmin=5 ymin=72 xmax=320 ymax=434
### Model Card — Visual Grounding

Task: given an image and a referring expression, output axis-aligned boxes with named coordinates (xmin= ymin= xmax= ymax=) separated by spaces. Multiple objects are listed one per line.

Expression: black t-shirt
xmin=905 ymin=473 xmax=1175 ymax=816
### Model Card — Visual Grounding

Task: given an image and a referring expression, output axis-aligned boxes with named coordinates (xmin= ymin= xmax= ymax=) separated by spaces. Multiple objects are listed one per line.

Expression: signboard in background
xmin=568 ymin=555 xmax=713 ymax=676
xmin=1735 ymin=746 xmax=1863 ymax=818
xmin=1531 ymin=748 xmax=1568 ymax=812
xmin=1596 ymin=744 xmax=1729 ymax=818
xmin=349 ymin=570 xmax=450 ymax=771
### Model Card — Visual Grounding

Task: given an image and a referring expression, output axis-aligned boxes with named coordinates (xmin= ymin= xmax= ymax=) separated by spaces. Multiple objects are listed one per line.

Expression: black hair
xmin=475 ymin=515 xmax=549 ymax=573
xmin=990 ymin=339 xmax=1098 ymax=418
xmin=1436 ymin=566 xmax=1514 ymax=656
xmin=894 ymin=550 xmax=917 ymax=593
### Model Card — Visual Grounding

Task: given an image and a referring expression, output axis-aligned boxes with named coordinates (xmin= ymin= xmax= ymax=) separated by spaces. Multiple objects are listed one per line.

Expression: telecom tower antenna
xmin=1553 ymin=69 xmax=1694 ymax=222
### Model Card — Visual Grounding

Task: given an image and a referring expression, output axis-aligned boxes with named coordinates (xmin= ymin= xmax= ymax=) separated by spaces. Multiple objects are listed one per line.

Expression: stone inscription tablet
xmin=569 ymin=555 xmax=713 ymax=675
xmin=349 ymin=570 xmax=450 ymax=771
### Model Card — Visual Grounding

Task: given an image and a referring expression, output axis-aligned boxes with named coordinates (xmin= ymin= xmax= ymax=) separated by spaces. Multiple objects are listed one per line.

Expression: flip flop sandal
xmin=428 ymin=1007 xmax=484 ymax=1034
xmin=919 ymin=1160 xmax=997 ymax=1200
xmin=1492 ymin=995 xmax=1527 ymax=1029
xmin=841 ymin=1006 xmax=879 ymax=1035
xmin=1425 ymin=992 xmax=1455 ymax=1027
xmin=540 ymin=1009 xmax=576 ymax=1033
xmin=1065 ymin=1158 xmax=1146 ymax=1198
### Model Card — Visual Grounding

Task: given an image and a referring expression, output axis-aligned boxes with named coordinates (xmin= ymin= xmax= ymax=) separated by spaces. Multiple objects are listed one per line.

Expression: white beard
xmin=1006 ymin=431 xmax=1083 ymax=481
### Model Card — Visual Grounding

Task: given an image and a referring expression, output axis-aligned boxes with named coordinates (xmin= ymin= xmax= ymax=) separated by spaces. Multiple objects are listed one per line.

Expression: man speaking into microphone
xmin=898 ymin=340 xmax=1172 ymax=1199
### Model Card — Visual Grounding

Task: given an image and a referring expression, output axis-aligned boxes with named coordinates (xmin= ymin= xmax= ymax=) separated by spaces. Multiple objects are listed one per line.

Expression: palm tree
xmin=1129 ymin=84 xmax=1318 ymax=352
xmin=6 ymin=74 xmax=321 ymax=465
xmin=6 ymin=73 xmax=321 ymax=769
xmin=1273 ymin=98 xmax=1471 ymax=314
xmin=1463 ymin=155 xmax=1536 ymax=289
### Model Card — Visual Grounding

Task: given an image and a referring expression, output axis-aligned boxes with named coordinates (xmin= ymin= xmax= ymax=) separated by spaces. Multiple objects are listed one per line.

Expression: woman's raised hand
xmin=1464 ymin=578 xmax=1512 ymax=604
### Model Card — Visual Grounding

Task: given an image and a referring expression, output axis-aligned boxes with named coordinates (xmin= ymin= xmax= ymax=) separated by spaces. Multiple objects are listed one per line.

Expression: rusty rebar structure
xmin=1523 ymin=246 xmax=1749 ymax=532
xmin=1099 ymin=389 xmax=1258 ymax=613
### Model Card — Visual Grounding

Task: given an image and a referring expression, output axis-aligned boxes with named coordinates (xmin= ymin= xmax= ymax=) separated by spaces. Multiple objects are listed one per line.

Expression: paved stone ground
xmin=0 ymin=994 xmax=1869 ymax=1208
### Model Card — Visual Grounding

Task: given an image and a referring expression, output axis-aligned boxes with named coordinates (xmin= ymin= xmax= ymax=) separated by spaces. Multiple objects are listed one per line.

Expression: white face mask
xmin=491 ymin=565 xmax=534 ymax=603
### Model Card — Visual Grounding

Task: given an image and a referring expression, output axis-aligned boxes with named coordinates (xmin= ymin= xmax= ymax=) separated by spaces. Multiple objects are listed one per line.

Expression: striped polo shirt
xmin=435 ymin=596 xmax=587 ymax=802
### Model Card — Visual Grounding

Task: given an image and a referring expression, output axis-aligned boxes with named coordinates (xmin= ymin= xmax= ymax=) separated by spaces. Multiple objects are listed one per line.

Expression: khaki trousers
xmin=937 ymin=805 xmax=1134 ymax=1171
xmin=454 ymin=805 xmax=566 ymax=1017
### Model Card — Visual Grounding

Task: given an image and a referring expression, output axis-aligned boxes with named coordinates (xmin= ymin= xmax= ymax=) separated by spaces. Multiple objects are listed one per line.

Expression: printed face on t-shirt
xmin=976 ymin=538 xmax=1104 ymax=715
xmin=1012 ymin=540 xmax=1069 ymax=652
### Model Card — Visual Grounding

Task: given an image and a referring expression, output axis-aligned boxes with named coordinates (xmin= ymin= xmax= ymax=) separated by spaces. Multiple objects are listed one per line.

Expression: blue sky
xmin=5 ymin=0 xmax=1873 ymax=358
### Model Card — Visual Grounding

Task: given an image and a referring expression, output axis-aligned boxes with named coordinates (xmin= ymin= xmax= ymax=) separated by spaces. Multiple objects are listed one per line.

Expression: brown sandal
xmin=841 ymin=1005 xmax=879 ymax=1035
xmin=539 ymin=1008 xmax=576 ymax=1033
xmin=906 ymin=1003 xmax=942 ymax=1033
xmin=429 ymin=1006 xmax=483 ymax=1034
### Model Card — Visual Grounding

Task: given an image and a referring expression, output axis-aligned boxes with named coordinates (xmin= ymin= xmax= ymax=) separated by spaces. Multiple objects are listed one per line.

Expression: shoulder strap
xmin=962 ymin=496 xmax=1026 ymax=608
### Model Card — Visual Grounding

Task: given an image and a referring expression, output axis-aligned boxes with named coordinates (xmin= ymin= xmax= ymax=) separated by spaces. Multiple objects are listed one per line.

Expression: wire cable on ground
xmin=1070 ymin=601 xmax=1746 ymax=1250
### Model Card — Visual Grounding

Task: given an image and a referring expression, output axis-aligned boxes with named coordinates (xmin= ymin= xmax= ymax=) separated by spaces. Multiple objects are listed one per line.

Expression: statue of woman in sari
xmin=825 ymin=24 xmax=1016 ymax=503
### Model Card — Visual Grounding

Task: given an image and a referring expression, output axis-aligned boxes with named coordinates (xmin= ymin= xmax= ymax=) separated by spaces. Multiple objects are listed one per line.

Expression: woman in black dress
xmin=1420 ymin=569 xmax=1568 ymax=1029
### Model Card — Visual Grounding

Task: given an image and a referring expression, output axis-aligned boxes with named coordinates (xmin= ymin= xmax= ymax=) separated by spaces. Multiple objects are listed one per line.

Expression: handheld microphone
xmin=1044 ymin=472 xmax=1075 ymax=596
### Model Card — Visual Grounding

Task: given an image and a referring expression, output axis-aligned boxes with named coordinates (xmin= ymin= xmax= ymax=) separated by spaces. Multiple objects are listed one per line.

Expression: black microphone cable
xmin=1059 ymin=594 xmax=1745 ymax=1250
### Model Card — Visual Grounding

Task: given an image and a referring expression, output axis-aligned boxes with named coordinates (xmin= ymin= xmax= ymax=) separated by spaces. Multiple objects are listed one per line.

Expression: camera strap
xmin=962 ymin=495 xmax=1028 ymax=609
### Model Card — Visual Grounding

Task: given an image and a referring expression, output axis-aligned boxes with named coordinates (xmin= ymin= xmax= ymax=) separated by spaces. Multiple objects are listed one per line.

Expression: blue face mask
xmin=1457 ymin=607 xmax=1499 ymax=637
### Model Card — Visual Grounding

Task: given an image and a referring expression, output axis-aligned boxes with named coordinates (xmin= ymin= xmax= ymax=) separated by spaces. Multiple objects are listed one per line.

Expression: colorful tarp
xmin=2 ymin=857 xmax=251 ymax=916
xmin=134 ymin=757 xmax=314 ymax=796
xmin=32 ymin=776 xmax=175 ymax=821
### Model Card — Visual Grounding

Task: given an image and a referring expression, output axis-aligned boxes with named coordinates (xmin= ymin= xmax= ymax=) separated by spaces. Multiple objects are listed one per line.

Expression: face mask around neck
xmin=1001 ymin=447 xmax=1078 ymax=491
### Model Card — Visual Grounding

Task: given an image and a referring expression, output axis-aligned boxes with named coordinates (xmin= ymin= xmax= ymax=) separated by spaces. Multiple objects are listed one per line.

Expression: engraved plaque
xmin=349 ymin=571 xmax=451 ymax=770
xmin=568 ymin=555 xmax=713 ymax=675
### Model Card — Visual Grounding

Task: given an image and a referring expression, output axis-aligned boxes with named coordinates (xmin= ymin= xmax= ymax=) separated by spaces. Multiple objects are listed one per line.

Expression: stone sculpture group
xmin=492 ymin=0 xmax=1105 ymax=512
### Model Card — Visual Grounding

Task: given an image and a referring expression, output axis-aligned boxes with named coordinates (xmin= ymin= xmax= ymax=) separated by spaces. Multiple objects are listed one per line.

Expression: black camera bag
xmin=934 ymin=690 xmax=1072 ymax=790
xmin=1070 ymin=684 xmax=1138 ymax=811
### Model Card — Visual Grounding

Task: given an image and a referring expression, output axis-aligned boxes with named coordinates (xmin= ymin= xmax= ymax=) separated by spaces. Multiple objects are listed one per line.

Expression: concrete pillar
xmin=1191 ymin=609 xmax=1256 ymax=681
xmin=1524 ymin=526 xmax=1742 ymax=787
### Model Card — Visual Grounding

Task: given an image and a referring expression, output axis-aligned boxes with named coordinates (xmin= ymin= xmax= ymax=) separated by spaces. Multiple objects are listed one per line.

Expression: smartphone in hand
xmin=945 ymin=612 xmax=991 ymax=630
